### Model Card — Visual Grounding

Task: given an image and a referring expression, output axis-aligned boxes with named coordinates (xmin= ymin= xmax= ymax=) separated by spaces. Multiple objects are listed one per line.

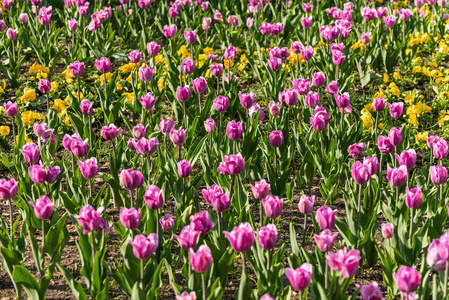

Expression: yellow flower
xmin=0 ymin=80 xmax=6 ymax=93
xmin=415 ymin=132 xmax=428 ymax=141
xmin=155 ymin=54 xmax=166 ymax=64
xmin=430 ymin=70 xmax=443 ymax=77
xmin=238 ymin=64 xmax=246 ymax=71
xmin=21 ymin=111 xmax=35 ymax=125
xmin=412 ymin=66 xmax=422 ymax=73
xmin=438 ymin=115 xmax=449 ymax=126
xmin=116 ymin=82 xmax=123 ymax=90
xmin=52 ymin=99 xmax=66 ymax=113
xmin=253 ymin=51 xmax=258 ymax=56
xmin=240 ymin=54 xmax=249 ymax=64
xmin=64 ymin=91 xmax=83 ymax=104
xmin=378 ymin=123 xmax=384 ymax=130
xmin=352 ymin=40 xmax=364 ymax=51
xmin=123 ymin=92 xmax=134 ymax=104
xmin=198 ymin=54 xmax=208 ymax=62
xmin=383 ymin=73 xmax=390 ymax=83
xmin=404 ymin=93 xmax=415 ymax=104
xmin=405 ymin=48 xmax=412 ymax=56
xmin=177 ymin=45 xmax=190 ymax=59
xmin=29 ymin=62 xmax=49 ymax=75
xmin=203 ymin=47 xmax=214 ymax=55
xmin=0 ymin=126 xmax=10 ymax=136
xmin=439 ymin=41 xmax=449 ymax=53
xmin=0 ymin=106 xmax=5 ymax=114
xmin=158 ymin=78 xmax=165 ymax=89
xmin=37 ymin=71 xmax=48 ymax=80
xmin=412 ymin=57 xmax=423 ymax=65
xmin=100 ymin=72 xmax=114 ymax=82
xmin=64 ymin=116 xmax=72 ymax=126
xmin=373 ymin=91 xmax=385 ymax=99
xmin=364 ymin=103 xmax=374 ymax=111
xmin=61 ymin=67 xmax=74 ymax=83
xmin=21 ymin=88 xmax=36 ymax=102
xmin=224 ymin=60 xmax=234 ymax=68
xmin=428 ymin=62 xmax=438 ymax=68
xmin=361 ymin=111 xmax=373 ymax=128
xmin=16 ymin=135 xmax=33 ymax=144
xmin=408 ymin=114 xmax=419 ymax=126
xmin=393 ymin=72 xmax=402 ymax=80
xmin=119 ymin=63 xmax=137 ymax=73
xmin=34 ymin=112 xmax=45 ymax=120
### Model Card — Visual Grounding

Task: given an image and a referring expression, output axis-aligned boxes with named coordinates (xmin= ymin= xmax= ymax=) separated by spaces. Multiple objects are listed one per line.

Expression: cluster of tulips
xmin=1 ymin=0 xmax=449 ymax=298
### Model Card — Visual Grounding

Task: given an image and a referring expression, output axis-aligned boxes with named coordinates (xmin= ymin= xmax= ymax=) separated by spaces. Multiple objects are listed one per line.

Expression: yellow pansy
xmin=203 ymin=47 xmax=214 ymax=55
xmin=430 ymin=70 xmax=443 ymax=77
xmin=61 ymin=67 xmax=74 ymax=83
xmin=393 ymin=72 xmax=402 ymax=80
xmin=360 ymin=111 xmax=373 ymax=128
xmin=50 ymin=81 xmax=59 ymax=91
xmin=158 ymin=78 xmax=165 ymax=89
xmin=412 ymin=57 xmax=423 ymax=64
xmin=100 ymin=72 xmax=114 ymax=82
xmin=428 ymin=62 xmax=438 ymax=68
xmin=16 ymin=135 xmax=33 ymax=144
xmin=52 ymin=99 xmax=66 ymax=113
xmin=415 ymin=132 xmax=428 ymax=141
xmin=123 ymin=92 xmax=134 ymax=103
xmin=408 ymin=114 xmax=419 ymax=126
xmin=378 ymin=123 xmax=384 ymax=130
xmin=412 ymin=66 xmax=422 ymax=73
xmin=240 ymin=54 xmax=249 ymax=64
xmin=405 ymin=49 xmax=412 ymax=56
xmin=383 ymin=73 xmax=390 ymax=83
xmin=404 ymin=93 xmax=415 ymax=104
xmin=0 ymin=126 xmax=10 ymax=136
xmin=116 ymin=82 xmax=123 ymax=90
xmin=34 ymin=112 xmax=45 ymax=120
xmin=21 ymin=88 xmax=36 ymax=102
xmin=224 ymin=60 xmax=234 ymax=68
xmin=29 ymin=62 xmax=49 ymax=75
xmin=21 ymin=111 xmax=35 ymax=125
xmin=373 ymin=91 xmax=385 ymax=99
xmin=198 ymin=54 xmax=208 ymax=61
xmin=119 ymin=63 xmax=137 ymax=73
xmin=364 ymin=103 xmax=373 ymax=111
xmin=155 ymin=54 xmax=166 ymax=64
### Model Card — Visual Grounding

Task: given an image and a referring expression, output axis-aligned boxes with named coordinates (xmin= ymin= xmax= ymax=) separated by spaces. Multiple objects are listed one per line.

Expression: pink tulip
xmin=395 ymin=149 xmax=416 ymax=170
xmin=3 ymin=101 xmax=17 ymax=117
xmin=427 ymin=237 xmax=449 ymax=271
xmin=378 ymin=135 xmax=394 ymax=153
xmin=387 ymin=165 xmax=408 ymax=186
xmin=314 ymin=229 xmax=338 ymax=252
xmin=69 ymin=61 xmax=85 ymax=77
xmin=74 ymin=205 xmax=110 ymax=234
xmin=430 ymin=165 xmax=448 ymax=185
xmin=146 ymin=41 xmax=161 ymax=56
xmin=80 ymin=99 xmax=93 ymax=116
xmin=262 ymin=195 xmax=283 ymax=219
xmin=315 ymin=205 xmax=337 ymax=230
xmin=144 ymin=185 xmax=164 ymax=210
xmin=0 ymin=178 xmax=18 ymax=200
xmin=95 ymin=57 xmax=111 ymax=74
xmin=257 ymin=224 xmax=278 ymax=250
xmin=326 ymin=247 xmax=361 ymax=278
xmin=381 ymin=223 xmax=394 ymax=239
xmin=160 ymin=214 xmax=174 ymax=231
xmin=181 ymin=58 xmax=195 ymax=74
xmin=363 ymin=156 xmax=379 ymax=176
xmin=120 ymin=207 xmax=141 ymax=229
xmin=433 ymin=138 xmax=449 ymax=159
xmin=250 ymin=179 xmax=270 ymax=200
xmin=170 ymin=128 xmax=186 ymax=147
xmin=101 ymin=124 xmax=122 ymax=140
xmin=284 ymin=263 xmax=313 ymax=291
xmin=129 ymin=234 xmax=158 ymax=259
xmin=351 ymin=161 xmax=370 ymax=185
xmin=312 ymin=72 xmax=326 ymax=87
xmin=120 ymin=169 xmax=144 ymax=190
xmin=29 ymin=195 xmax=54 ymax=220
xmin=20 ymin=143 xmax=40 ymax=164
xmin=298 ymin=195 xmax=315 ymax=214
xmin=78 ymin=157 xmax=98 ymax=179
xmin=238 ymin=92 xmax=256 ymax=109
xmin=226 ymin=120 xmax=243 ymax=140
xmin=292 ymin=78 xmax=311 ymax=96
xmin=189 ymin=245 xmax=213 ymax=273
xmin=223 ymin=222 xmax=254 ymax=252
xmin=189 ymin=211 xmax=214 ymax=235
xmin=127 ymin=50 xmax=142 ymax=63
xmin=347 ymin=142 xmax=366 ymax=159
xmin=178 ymin=159 xmax=192 ymax=178
xmin=217 ymin=153 xmax=245 ymax=175
xmin=173 ymin=225 xmax=200 ymax=250
xmin=373 ymin=97 xmax=386 ymax=111
xmin=213 ymin=95 xmax=229 ymax=112
xmin=360 ymin=282 xmax=383 ymax=300
xmin=393 ymin=266 xmax=421 ymax=293
xmin=388 ymin=102 xmax=404 ymax=118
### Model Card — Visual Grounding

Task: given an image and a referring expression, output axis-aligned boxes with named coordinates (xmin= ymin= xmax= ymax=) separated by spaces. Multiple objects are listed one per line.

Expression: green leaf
xmin=12 ymin=265 xmax=40 ymax=300
xmin=235 ymin=264 xmax=254 ymax=300
xmin=56 ymin=263 xmax=88 ymax=300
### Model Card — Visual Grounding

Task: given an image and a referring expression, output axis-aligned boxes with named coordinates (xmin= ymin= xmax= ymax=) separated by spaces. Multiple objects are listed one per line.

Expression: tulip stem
xmin=302 ymin=214 xmax=307 ymax=247
xmin=396 ymin=186 xmax=399 ymax=209
xmin=183 ymin=102 xmax=187 ymax=127
xmin=267 ymin=249 xmax=271 ymax=271
xmin=11 ymin=118 xmax=15 ymax=146
xmin=147 ymin=154 xmax=151 ymax=175
xmin=209 ymin=132 xmax=212 ymax=153
xmin=111 ymin=142 xmax=117 ymax=168
xmin=41 ymin=219 xmax=45 ymax=259
xmin=77 ymin=77 xmax=81 ymax=108
xmin=72 ymin=153 xmax=76 ymax=174
xmin=201 ymin=273 xmax=207 ymax=300
xmin=409 ymin=208 xmax=413 ymax=247
xmin=217 ymin=211 xmax=222 ymax=235
xmin=260 ymin=200 xmax=263 ymax=225
xmin=219 ymin=112 xmax=223 ymax=148
xmin=230 ymin=175 xmax=235 ymax=205
xmin=8 ymin=199 xmax=13 ymax=237
xmin=444 ymin=261 xmax=449 ymax=297
xmin=164 ymin=135 xmax=167 ymax=161
xmin=339 ymin=111 xmax=344 ymax=146
xmin=46 ymin=94 xmax=49 ymax=113
xmin=156 ymin=208 xmax=161 ymax=262
xmin=130 ymin=190 xmax=134 ymax=208
xmin=325 ymin=258 xmax=329 ymax=289
xmin=379 ymin=154 xmax=383 ymax=185
xmin=88 ymin=116 xmax=92 ymax=151
xmin=216 ymin=76 xmax=219 ymax=95
xmin=178 ymin=146 xmax=182 ymax=162
xmin=198 ymin=93 xmax=202 ymax=114
xmin=274 ymin=150 xmax=278 ymax=181
xmin=241 ymin=252 xmax=246 ymax=272
xmin=319 ymin=132 xmax=325 ymax=162
xmin=141 ymin=259 xmax=145 ymax=290
xmin=91 ymin=231 xmax=96 ymax=258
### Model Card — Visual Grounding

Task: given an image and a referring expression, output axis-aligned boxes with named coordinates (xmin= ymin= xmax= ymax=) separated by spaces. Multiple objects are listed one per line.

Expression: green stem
xmin=325 ymin=258 xmax=329 ymax=289
xmin=141 ymin=259 xmax=145 ymax=290
xmin=409 ymin=208 xmax=413 ymax=247
xmin=11 ymin=118 xmax=15 ymax=146
xmin=198 ymin=93 xmax=202 ymax=114
xmin=202 ymin=273 xmax=207 ymax=300
xmin=90 ymin=178 xmax=93 ymax=205
xmin=9 ymin=199 xmax=13 ymax=237
xmin=267 ymin=249 xmax=271 ymax=271
xmin=41 ymin=219 xmax=45 ymax=260
xmin=130 ymin=190 xmax=134 ymax=208
xmin=260 ymin=200 xmax=263 ymax=225
xmin=302 ymin=214 xmax=307 ymax=247
xmin=91 ymin=231 xmax=96 ymax=258
xmin=444 ymin=261 xmax=449 ymax=298
xmin=217 ymin=211 xmax=222 ymax=235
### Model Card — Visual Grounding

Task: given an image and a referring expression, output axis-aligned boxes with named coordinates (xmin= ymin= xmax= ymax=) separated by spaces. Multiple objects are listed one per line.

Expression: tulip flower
xmin=347 ymin=142 xmax=366 ymax=159
xmin=127 ymin=50 xmax=141 ymax=63
xmin=326 ymin=247 xmax=361 ymax=278
xmin=292 ymin=78 xmax=311 ymax=96
xmin=190 ymin=211 xmax=214 ymax=235
xmin=189 ymin=245 xmax=212 ymax=274
xmin=250 ymin=179 xmax=270 ymax=201
xmin=433 ymin=138 xmax=449 ymax=160
xmin=262 ymin=195 xmax=283 ymax=219
xmin=316 ymin=205 xmax=337 ymax=230
xmin=395 ymin=149 xmax=416 ymax=172
xmin=170 ymin=128 xmax=186 ymax=159
xmin=160 ymin=214 xmax=174 ymax=231
xmin=129 ymin=233 xmax=158 ymax=288
xmin=20 ymin=143 xmax=40 ymax=164
xmin=162 ymin=24 xmax=177 ymax=39
xmin=257 ymin=224 xmax=278 ymax=251
xmin=426 ymin=237 xmax=449 ymax=272
xmin=29 ymin=195 xmax=54 ymax=220
xmin=378 ymin=135 xmax=394 ymax=154
xmin=312 ymin=72 xmax=326 ymax=87
xmin=173 ymin=224 xmax=200 ymax=250
xmin=74 ymin=205 xmax=110 ymax=236
xmin=393 ymin=266 xmax=421 ymax=296
xmin=176 ymin=291 xmax=197 ymax=300
xmin=238 ymin=93 xmax=256 ymax=109
xmin=314 ymin=229 xmax=338 ymax=252
xmin=381 ymin=223 xmax=394 ymax=240
xmin=285 ymin=263 xmax=313 ymax=291
xmin=388 ymin=127 xmax=403 ymax=147
xmin=388 ymin=102 xmax=404 ymax=119
xmin=360 ymin=282 xmax=383 ymax=300
xmin=28 ymin=163 xmax=60 ymax=185
xmin=304 ymin=91 xmax=319 ymax=108
xmin=223 ymin=222 xmax=254 ymax=254
xmin=373 ymin=97 xmax=386 ymax=112
xmin=387 ymin=165 xmax=408 ymax=187
xmin=0 ymin=177 xmax=18 ymax=235
xmin=119 ymin=207 xmax=141 ymax=230
xmin=95 ymin=57 xmax=111 ymax=74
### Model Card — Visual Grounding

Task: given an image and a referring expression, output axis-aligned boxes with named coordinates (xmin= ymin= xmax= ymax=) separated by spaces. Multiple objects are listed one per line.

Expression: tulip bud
xmin=119 ymin=207 xmax=141 ymax=229
xmin=29 ymin=195 xmax=54 ymax=220
xmin=285 ymin=263 xmax=313 ymax=291
xmin=381 ymin=223 xmax=394 ymax=239
xmin=204 ymin=118 xmax=216 ymax=133
xmin=80 ymin=99 xmax=94 ymax=116
xmin=160 ymin=213 xmax=174 ymax=231
xmin=120 ymin=169 xmax=144 ymax=190
xmin=223 ymin=222 xmax=254 ymax=252
xmin=257 ymin=224 xmax=278 ymax=250
xmin=189 ymin=245 xmax=213 ymax=273
xmin=129 ymin=234 xmax=158 ymax=259
xmin=315 ymin=205 xmax=337 ymax=230
xmin=314 ymin=229 xmax=338 ymax=252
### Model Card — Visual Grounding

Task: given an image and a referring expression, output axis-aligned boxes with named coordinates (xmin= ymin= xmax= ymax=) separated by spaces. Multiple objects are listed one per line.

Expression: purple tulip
xmin=298 ymin=195 xmax=315 ymax=214
xmin=38 ymin=79 xmax=51 ymax=94
xmin=326 ymin=247 xmax=361 ymax=278
xmin=224 ymin=46 xmax=237 ymax=60
xmin=176 ymin=292 xmax=197 ymax=300
xmin=184 ymin=30 xmax=197 ymax=44
xmin=210 ymin=64 xmax=223 ymax=77
xmin=270 ymin=22 xmax=284 ymax=35
xmin=146 ymin=41 xmax=161 ymax=56
xmin=143 ymin=185 xmax=164 ymax=210
xmin=388 ymin=127 xmax=403 ymax=146
xmin=6 ymin=28 xmax=17 ymax=40
xmin=312 ymin=72 xmax=326 ymax=87
xmin=133 ymin=124 xmax=148 ymax=139
xmin=119 ymin=207 xmax=141 ymax=229
xmin=250 ymin=179 xmax=270 ymax=200
xmin=292 ymin=78 xmax=311 ymax=96
xmin=335 ymin=92 xmax=350 ymax=108
xmin=324 ymin=80 xmax=339 ymax=95
xmin=430 ymin=165 xmax=448 ymax=185
xmin=191 ymin=77 xmax=207 ymax=94
xmin=217 ymin=153 xmax=245 ymax=176
xmin=176 ymin=86 xmax=191 ymax=102
xmin=360 ymin=282 xmax=383 ymax=300
xmin=433 ymin=138 xmax=449 ymax=159
xmin=388 ymin=102 xmax=404 ymax=119
xmin=139 ymin=66 xmax=154 ymax=82
xmin=78 ymin=157 xmax=98 ymax=179
xmin=393 ymin=266 xmax=421 ymax=293
xmin=257 ymin=224 xmax=278 ymax=250
xmin=101 ymin=124 xmax=122 ymax=140
xmin=181 ymin=58 xmax=195 ymax=74
xmin=71 ymin=138 xmax=88 ymax=158
xmin=301 ymin=16 xmax=312 ymax=29
xmin=189 ymin=245 xmax=213 ymax=273
xmin=162 ymin=24 xmax=177 ymax=39
xmin=213 ymin=95 xmax=229 ymax=112
xmin=226 ymin=120 xmax=243 ymax=140
xmin=203 ymin=118 xmax=216 ymax=133
xmin=426 ymin=237 xmax=449 ymax=271
xmin=20 ymin=143 xmax=40 ymax=164
xmin=178 ymin=159 xmax=192 ymax=178
xmin=129 ymin=234 xmax=158 ymax=259
xmin=279 ymin=88 xmax=299 ymax=105
xmin=373 ymin=97 xmax=386 ymax=112
xmin=69 ymin=61 xmax=85 ymax=77
xmin=4 ymin=101 xmax=17 ymax=117
xmin=120 ymin=169 xmax=144 ymax=190
xmin=363 ymin=156 xmax=379 ymax=176
xmin=316 ymin=205 xmax=337 ymax=230
xmin=269 ymin=101 xmax=281 ymax=116
xmin=285 ymin=263 xmax=313 ymax=291
xmin=80 ymin=99 xmax=93 ymax=116
xmin=300 ymin=45 xmax=314 ymax=61
xmin=314 ymin=229 xmax=338 ymax=252
xmin=223 ymin=222 xmax=254 ymax=252
xmin=128 ymin=50 xmax=142 ymax=63
xmin=381 ymin=223 xmax=394 ymax=239
xmin=262 ymin=195 xmax=283 ymax=219
xmin=304 ymin=91 xmax=319 ymax=108
xmin=395 ymin=149 xmax=416 ymax=170
xmin=160 ymin=119 xmax=175 ymax=135
xmin=160 ymin=214 xmax=174 ymax=231
xmin=138 ymin=92 xmax=157 ymax=113
xmin=68 ymin=18 xmax=78 ymax=31
xmin=170 ymin=128 xmax=186 ymax=148
xmin=238 ymin=92 xmax=256 ymax=109
xmin=387 ymin=165 xmax=408 ymax=186
xmin=378 ymin=135 xmax=394 ymax=153
xmin=0 ymin=178 xmax=18 ymax=200
xmin=405 ymin=187 xmax=422 ymax=209
xmin=28 ymin=163 xmax=60 ymax=184
xmin=269 ymin=130 xmax=284 ymax=147
xmin=74 ymin=205 xmax=110 ymax=234
xmin=95 ymin=57 xmax=111 ymax=74
xmin=351 ymin=161 xmax=370 ymax=185
xmin=29 ymin=195 xmax=54 ymax=220
xmin=189 ymin=211 xmax=214 ymax=235
xmin=310 ymin=106 xmax=331 ymax=132
xmin=347 ymin=142 xmax=366 ymax=159
xmin=19 ymin=13 xmax=28 ymax=23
